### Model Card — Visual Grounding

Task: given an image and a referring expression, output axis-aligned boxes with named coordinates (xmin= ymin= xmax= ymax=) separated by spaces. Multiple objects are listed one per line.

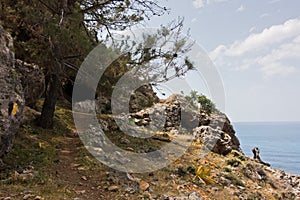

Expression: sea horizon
xmin=233 ymin=121 xmax=300 ymax=176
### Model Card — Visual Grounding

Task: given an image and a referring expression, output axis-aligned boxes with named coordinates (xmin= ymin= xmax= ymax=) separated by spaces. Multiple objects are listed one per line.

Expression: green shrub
xmin=185 ymin=90 xmax=217 ymax=114
xmin=231 ymin=150 xmax=246 ymax=161
xmin=227 ymin=158 xmax=242 ymax=167
xmin=224 ymin=167 xmax=232 ymax=173
xmin=224 ymin=173 xmax=245 ymax=187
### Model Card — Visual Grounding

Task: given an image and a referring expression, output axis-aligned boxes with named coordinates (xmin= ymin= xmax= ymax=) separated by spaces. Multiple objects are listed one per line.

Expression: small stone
xmin=72 ymin=163 xmax=81 ymax=168
xmin=34 ymin=196 xmax=44 ymax=200
xmin=139 ymin=180 xmax=150 ymax=191
xmin=124 ymin=187 xmax=136 ymax=194
xmin=77 ymin=167 xmax=86 ymax=171
xmin=237 ymin=186 xmax=245 ymax=190
xmin=126 ymin=147 xmax=135 ymax=151
xmin=120 ymin=137 xmax=130 ymax=144
xmin=170 ymin=129 xmax=179 ymax=135
xmin=81 ymin=176 xmax=87 ymax=181
xmin=188 ymin=191 xmax=204 ymax=200
xmin=108 ymin=185 xmax=119 ymax=192
xmin=141 ymin=120 xmax=149 ymax=126
xmin=75 ymin=190 xmax=86 ymax=195
xmin=23 ymin=194 xmax=32 ymax=200
xmin=4 ymin=197 xmax=11 ymax=200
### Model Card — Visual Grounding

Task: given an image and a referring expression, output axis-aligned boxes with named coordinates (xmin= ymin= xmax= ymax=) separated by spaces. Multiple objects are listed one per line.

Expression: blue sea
xmin=234 ymin=122 xmax=300 ymax=175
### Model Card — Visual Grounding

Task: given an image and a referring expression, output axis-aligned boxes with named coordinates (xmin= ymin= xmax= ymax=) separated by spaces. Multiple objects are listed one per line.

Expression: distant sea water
xmin=233 ymin=122 xmax=300 ymax=175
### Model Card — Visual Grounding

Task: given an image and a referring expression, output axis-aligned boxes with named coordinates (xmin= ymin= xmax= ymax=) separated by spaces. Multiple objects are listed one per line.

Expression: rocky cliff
xmin=0 ymin=25 xmax=24 ymax=161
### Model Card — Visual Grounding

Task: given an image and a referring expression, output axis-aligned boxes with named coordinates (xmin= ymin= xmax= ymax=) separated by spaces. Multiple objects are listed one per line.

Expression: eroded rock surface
xmin=15 ymin=59 xmax=45 ymax=107
xmin=130 ymin=94 xmax=241 ymax=155
xmin=0 ymin=25 xmax=24 ymax=160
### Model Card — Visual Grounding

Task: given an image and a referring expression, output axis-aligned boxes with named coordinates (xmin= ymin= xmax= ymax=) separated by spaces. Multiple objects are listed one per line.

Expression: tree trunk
xmin=39 ymin=73 xmax=60 ymax=129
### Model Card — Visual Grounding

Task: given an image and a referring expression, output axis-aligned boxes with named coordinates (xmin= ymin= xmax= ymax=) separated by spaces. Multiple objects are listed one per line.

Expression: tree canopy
xmin=0 ymin=0 xmax=194 ymax=128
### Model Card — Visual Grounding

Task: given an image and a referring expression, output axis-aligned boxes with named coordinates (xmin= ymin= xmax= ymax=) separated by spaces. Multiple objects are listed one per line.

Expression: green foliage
xmin=227 ymin=158 xmax=243 ymax=167
xmin=0 ymin=0 xmax=194 ymax=128
xmin=231 ymin=150 xmax=246 ymax=161
xmin=223 ymin=167 xmax=232 ymax=173
xmin=1 ymin=124 xmax=57 ymax=186
xmin=224 ymin=172 xmax=245 ymax=187
xmin=185 ymin=90 xmax=218 ymax=114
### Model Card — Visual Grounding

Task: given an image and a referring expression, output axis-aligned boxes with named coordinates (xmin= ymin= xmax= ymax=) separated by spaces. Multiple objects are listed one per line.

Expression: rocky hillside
xmin=1 ymin=96 xmax=300 ymax=199
xmin=0 ymin=24 xmax=299 ymax=199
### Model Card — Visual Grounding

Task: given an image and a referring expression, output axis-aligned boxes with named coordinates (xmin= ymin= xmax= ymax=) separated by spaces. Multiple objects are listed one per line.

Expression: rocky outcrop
xmin=94 ymin=84 xmax=159 ymax=114
xmin=194 ymin=112 xmax=240 ymax=155
xmin=130 ymin=94 xmax=240 ymax=155
xmin=14 ymin=59 xmax=45 ymax=107
xmin=129 ymin=84 xmax=159 ymax=113
xmin=0 ymin=25 xmax=25 ymax=160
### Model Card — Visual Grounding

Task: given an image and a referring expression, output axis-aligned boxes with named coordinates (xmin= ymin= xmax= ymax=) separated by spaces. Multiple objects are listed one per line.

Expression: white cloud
xmin=256 ymin=35 xmax=300 ymax=77
xmin=210 ymin=18 xmax=300 ymax=78
xmin=257 ymin=35 xmax=300 ymax=64
xmin=192 ymin=0 xmax=206 ymax=9
xmin=236 ymin=5 xmax=245 ymax=12
xmin=224 ymin=18 xmax=300 ymax=56
xmin=260 ymin=63 xmax=295 ymax=78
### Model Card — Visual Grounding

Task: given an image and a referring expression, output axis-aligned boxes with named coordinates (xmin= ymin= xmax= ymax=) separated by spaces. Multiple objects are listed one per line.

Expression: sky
xmin=145 ymin=0 xmax=300 ymax=122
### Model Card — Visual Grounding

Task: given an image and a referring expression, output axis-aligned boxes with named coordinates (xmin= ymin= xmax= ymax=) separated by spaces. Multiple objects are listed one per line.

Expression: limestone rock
xmin=0 ymin=25 xmax=25 ymax=160
xmin=14 ymin=59 xmax=45 ymax=107
xmin=194 ymin=112 xmax=240 ymax=155
xmin=108 ymin=185 xmax=119 ymax=192
xmin=129 ymin=84 xmax=159 ymax=113
xmin=21 ymin=106 xmax=40 ymax=124
xmin=95 ymin=84 xmax=159 ymax=114
xmin=129 ymin=93 xmax=241 ymax=155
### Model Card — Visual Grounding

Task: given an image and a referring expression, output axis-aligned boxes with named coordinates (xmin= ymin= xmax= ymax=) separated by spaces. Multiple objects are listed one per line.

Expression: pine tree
xmin=0 ymin=0 xmax=194 ymax=128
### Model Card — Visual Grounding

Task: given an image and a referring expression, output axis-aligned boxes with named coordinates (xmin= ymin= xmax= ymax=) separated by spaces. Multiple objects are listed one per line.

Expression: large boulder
xmin=129 ymin=84 xmax=159 ymax=113
xmin=15 ymin=59 xmax=45 ymax=107
xmin=194 ymin=112 xmax=241 ymax=155
xmin=95 ymin=84 xmax=159 ymax=114
xmin=0 ymin=25 xmax=25 ymax=160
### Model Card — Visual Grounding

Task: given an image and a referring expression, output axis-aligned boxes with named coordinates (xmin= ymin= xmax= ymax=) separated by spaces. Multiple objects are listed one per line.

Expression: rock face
xmin=129 ymin=84 xmax=159 ymax=113
xmin=130 ymin=94 xmax=241 ymax=155
xmin=14 ymin=59 xmax=45 ymax=107
xmin=194 ymin=112 xmax=240 ymax=155
xmin=0 ymin=25 xmax=25 ymax=160
xmin=95 ymin=84 xmax=159 ymax=114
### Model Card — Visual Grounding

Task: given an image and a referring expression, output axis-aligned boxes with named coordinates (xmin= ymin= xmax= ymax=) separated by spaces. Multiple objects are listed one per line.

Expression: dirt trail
xmin=50 ymin=136 xmax=108 ymax=200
